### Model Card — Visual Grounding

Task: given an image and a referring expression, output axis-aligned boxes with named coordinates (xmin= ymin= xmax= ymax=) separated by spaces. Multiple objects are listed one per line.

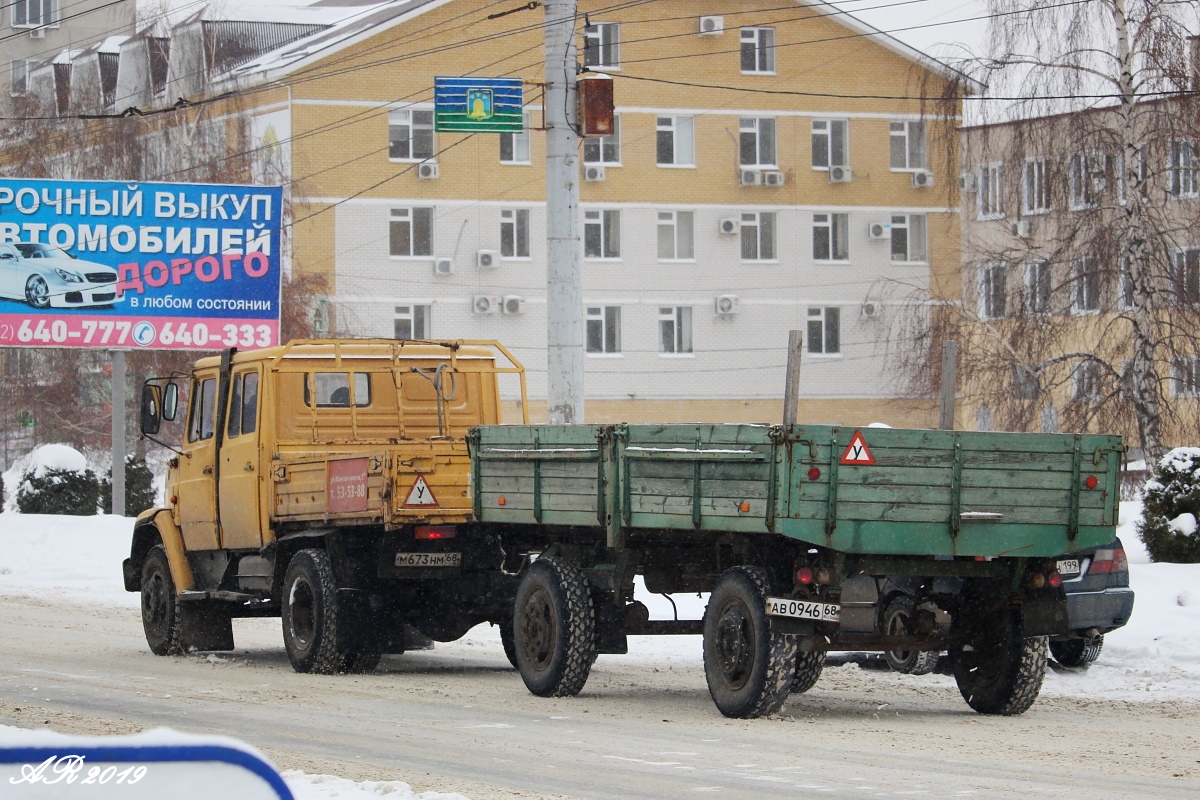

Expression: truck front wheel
xmin=141 ymin=545 xmax=183 ymax=656
xmin=282 ymin=549 xmax=343 ymax=674
xmin=952 ymin=610 xmax=1047 ymax=715
xmin=704 ymin=566 xmax=797 ymax=718
xmin=513 ymin=557 xmax=596 ymax=696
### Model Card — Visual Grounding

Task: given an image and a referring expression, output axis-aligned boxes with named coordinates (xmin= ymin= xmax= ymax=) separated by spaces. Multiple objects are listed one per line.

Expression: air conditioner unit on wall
xmin=29 ymin=28 xmax=45 ymax=39
xmin=477 ymin=250 xmax=497 ymax=269
xmin=868 ymin=222 xmax=890 ymax=240
xmin=762 ymin=170 xmax=785 ymax=187
xmin=829 ymin=165 xmax=852 ymax=183
xmin=739 ymin=169 xmax=762 ymax=186
xmin=912 ymin=170 xmax=935 ymax=188
xmin=585 ymin=165 xmax=605 ymax=181
xmin=715 ymin=294 xmax=739 ymax=316
xmin=718 ymin=217 xmax=740 ymax=235
xmin=502 ymin=295 xmax=525 ymax=315
xmin=418 ymin=162 xmax=439 ymax=180
xmin=861 ymin=302 xmax=880 ymax=318
xmin=958 ymin=173 xmax=977 ymax=192
xmin=433 ymin=258 xmax=453 ymax=275
xmin=473 ymin=295 xmax=501 ymax=314
xmin=698 ymin=16 xmax=724 ymax=35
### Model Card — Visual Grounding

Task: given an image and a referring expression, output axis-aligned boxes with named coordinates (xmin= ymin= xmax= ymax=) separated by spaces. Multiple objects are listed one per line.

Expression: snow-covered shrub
xmin=17 ymin=467 xmax=100 ymax=515
xmin=100 ymin=456 xmax=157 ymax=516
xmin=1137 ymin=447 xmax=1200 ymax=563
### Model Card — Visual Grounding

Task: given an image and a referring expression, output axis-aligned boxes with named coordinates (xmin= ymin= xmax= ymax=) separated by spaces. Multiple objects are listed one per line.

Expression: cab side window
xmin=227 ymin=371 xmax=259 ymax=438
xmin=187 ymin=378 xmax=216 ymax=442
xmin=304 ymin=372 xmax=371 ymax=407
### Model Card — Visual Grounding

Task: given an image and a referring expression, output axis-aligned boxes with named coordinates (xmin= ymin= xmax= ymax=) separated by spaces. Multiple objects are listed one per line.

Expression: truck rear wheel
xmin=703 ymin=566 xmax=797 ymax=718
xmin=882 ymin=595 xmax=939 ymax=676
xmin=513 ymin=557 xmax=596 ymax=697
xmin=498 ymin=620 xmax=519 ymax=669
xmin=141 ymin=546 xmax=183 ymax=656
xmin=953 ymin=610 xmax=1047 ymax=715
xmin=282 ymin=549 xmax=343 ymax=674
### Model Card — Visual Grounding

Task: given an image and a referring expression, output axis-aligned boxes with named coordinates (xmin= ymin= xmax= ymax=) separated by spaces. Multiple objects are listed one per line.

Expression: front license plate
xmin=765 ymin=597 xmax=840 ymax=623
xmin=395 ymin=552 xmax=461 ymax=568
xmin=1057 ymin=558 xmax=1081 ymax=578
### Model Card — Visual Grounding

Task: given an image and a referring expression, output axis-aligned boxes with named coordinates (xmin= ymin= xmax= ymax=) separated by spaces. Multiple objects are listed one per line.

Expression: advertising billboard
xmin=0 ymin=178 xmax=283 ymax=350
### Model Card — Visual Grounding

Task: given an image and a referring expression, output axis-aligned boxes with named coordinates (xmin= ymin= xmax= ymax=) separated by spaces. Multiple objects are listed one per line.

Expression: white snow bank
xmin=0 ymin=513 xmax=136 ymax=607
xmin=283 ymin=772 xmax=468 ymax=800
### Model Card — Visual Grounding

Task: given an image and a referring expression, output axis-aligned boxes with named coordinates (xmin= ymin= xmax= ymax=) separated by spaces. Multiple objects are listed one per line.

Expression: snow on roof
xmin=177 ymin=1 xmax=382 ymax=27
xmin=99 ymin=35 xmax=129 ymax=54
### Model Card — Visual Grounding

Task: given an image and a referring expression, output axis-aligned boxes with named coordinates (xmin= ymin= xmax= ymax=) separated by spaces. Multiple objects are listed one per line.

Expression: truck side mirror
xmin=162 ymin=382 xmax=179 ymax=421
xmin=141 ymin=384 xmax=162 ymax=435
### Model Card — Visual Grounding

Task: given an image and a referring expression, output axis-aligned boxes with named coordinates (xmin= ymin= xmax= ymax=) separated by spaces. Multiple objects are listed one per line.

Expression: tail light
xmin=415 ymin=525 xmax=455 ymax=540
xmin=795 ymin=567 xmax=815 ymax=585
xmin=1090 ymin=547 xmax=1128 ymax=574
xmin=1047 ymin=571 xmax=1062 ymax=588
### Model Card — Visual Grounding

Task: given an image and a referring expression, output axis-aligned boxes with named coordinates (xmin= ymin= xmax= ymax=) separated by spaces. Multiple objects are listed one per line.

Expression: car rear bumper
xmin=1064 ymin=586 xmax=1134 ymax=634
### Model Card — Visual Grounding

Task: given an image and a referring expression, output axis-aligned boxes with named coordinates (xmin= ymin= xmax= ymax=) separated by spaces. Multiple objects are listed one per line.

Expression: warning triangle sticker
xmin=839 ymin=430 xmax=876 ymax=465
xmin=403 ymin=475 xmax=439 ymax=507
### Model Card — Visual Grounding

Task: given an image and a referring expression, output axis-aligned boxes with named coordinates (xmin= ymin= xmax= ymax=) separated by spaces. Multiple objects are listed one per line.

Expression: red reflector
xmin=1085 ymin=475 xmax=1098 ymax=489
xmin=796 ymin=567 xmax=815 ymax=585
xmin=1048 ymin=571 xmax=1063 ymax=588
xmin=415 ymin=525 xmax=455 ymax=540
xmin=808 ymin=467 xmax=821 ymax=481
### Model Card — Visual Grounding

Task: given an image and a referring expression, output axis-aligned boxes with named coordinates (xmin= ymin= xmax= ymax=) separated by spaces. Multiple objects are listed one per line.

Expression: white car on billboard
xmin=0 ymin=241 xmax=123 ymax=309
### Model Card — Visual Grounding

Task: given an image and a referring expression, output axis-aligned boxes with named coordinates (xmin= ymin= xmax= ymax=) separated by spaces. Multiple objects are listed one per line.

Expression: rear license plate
xmin=765 ymin=597 xmax=840 ymax=623
xmin=395 ymin=552 xmax=461 ymax=568
xmin=1057 ymin=558 xmax=1081 ymax=578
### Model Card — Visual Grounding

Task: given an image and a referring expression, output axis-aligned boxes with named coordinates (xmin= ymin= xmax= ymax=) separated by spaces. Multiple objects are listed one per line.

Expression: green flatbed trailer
xmin=470 ymin=423 xmax=1123 ymax=718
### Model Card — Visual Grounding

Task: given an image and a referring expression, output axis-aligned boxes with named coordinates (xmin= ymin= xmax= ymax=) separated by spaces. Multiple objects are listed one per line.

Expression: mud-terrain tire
xmin=953 ymin=610 xmax=1047 ymax=715
xmin=703 ymin=566 xmax=798 ymax=718
xmin=1050 ymin=636 xmax=1103 ymax=667
xmin=141 ymin=545 xmax=183 ymax=656
xmin=882 ymin=595 xmax=940 ymax=676
xmin=513 ymin=557 xmax=596 ymax=696
xmin=499 ymin=620 xmax=519 ymax=669
xmin=282 ymin=549 xmax=342 ymax=674
xmin=791 ymin=649 xmax=824 ymax=694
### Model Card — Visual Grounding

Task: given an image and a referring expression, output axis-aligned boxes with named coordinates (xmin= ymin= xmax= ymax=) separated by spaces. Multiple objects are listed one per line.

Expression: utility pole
xmin=111 ymin=350 xmax=126 ymax=516
xmin=782 ymin=330 xmax=803 ymax=426
xmin=543 ymin=0 xmax=584 ymax=424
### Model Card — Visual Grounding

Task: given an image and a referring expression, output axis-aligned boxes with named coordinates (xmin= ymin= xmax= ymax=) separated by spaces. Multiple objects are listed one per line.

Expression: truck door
xmin=176 ymin=371 xmax=220 ymax=550
xmin=218 ymin=367 xmax=263 ymax=550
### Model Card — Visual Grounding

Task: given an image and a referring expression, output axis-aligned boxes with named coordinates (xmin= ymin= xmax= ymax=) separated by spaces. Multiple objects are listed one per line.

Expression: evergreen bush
xmin=100 ymin=456 xmax=158 ymax=516
xmin=1136 ymin=447 xmax=1200 ymax=563
xmin=16 ymin=466 xmax=100 ymax=516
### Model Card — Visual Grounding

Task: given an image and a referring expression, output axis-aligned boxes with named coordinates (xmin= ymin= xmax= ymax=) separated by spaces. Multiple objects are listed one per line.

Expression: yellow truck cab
xmin=124 ymin=339 xmax=526 ymax=674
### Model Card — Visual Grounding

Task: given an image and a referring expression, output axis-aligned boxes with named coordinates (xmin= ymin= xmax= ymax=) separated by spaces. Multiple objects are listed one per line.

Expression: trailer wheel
xmin=1050 ymin=635 xmax=1103 ymax=667
xmin=791 ymin=649 xmax=824 ymax=694
xmin=282 ymin=549 xmax=342 ymax=674
xmin=498 ymin=620 xmax=519 ymax=669
xmin=952 ymin=611 xmax=1047 ymax=715
xmin=513 ymin=557 xmax=596 ymax=696
xmin=703 ymin=566 xmax=797 ymax=718
xmin=882 ymin=595 xmax=939 ymax=676
xmin=141 ymin=546 xmax=183 ymax=656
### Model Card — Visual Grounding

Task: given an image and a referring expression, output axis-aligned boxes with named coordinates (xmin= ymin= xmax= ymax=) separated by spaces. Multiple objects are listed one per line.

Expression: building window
xmin=812 ymin=213 xmax=848 ymax=261
xmin=1072 ymin=360 xmax=1103 ymax=401
xmin=586 ymin=306 xmax=621 ymax=354
xmin=1118 ymin=257 xmax=1136 ymax=311
xmin=812 ymin=119 xmax=848 ymax=170
xmin=584 ymin=209 xmax=620 ymax=259
xmin=657 ymin=211 xmax=694 ymax=260
xmin=740 ymin=27 xmax=775 ymax=73
xmin=1173 ymin=356 xmax=1200 ymax=397
xmin=1169 ymin=141 xmax=1198 ymax=198
xmin=1173 ymin=248 xmax=1200 ymax=305
xmin=1069 ymin=151 xmax=1109 ymax=209
xmin=1071 ymin=257 xmax=1101 ymax=313
xmin=10 ymin=59 xmax=33 ymax=96
xmin=1025 ymin=260 xmax=1051 ymax=314
xmin=499 ymin=112 xmax=531 ymax=164
xmin=583 ymin=22 xmax=620 ymax=69
xmin=584 ymin=115 xmax=620 ymax=164
xmin=659 ymin=306 xmax=693 ymax=354
xmin=978 ymin=162 xmax=1003 ymax=219
xmin=500 ymin=209 xmax=530 ymax=259
xmin=1023 ymin=157 xmax=1050 ymax=214
xmin=739 ymin=117 xmax=776 ymax=166
xmin=394 ymin=305 xmax=430 ymax=339
xmin=389 ymin=208 xmax=433 ymax=257
xmin=741 ymin=212 xmax=776 ymax=261
xmin=656 ymin=116 xmax=694 ymax=166
xmin=890 ymin=214 xmax=927 ymax=262
xmin=889 ymin=121 xmax=925 ymax=170
xmin=979 ymin=263 xmax=1007 ymax=320
xmin=12 ymin=0 xmax=57 ymax=28
xmin=807 ymin=307 xmax=841 ymax=355
xmin=389 ymin=109 xmax=435 ymax=161
xmin=1014 ymin=365 xmax=1039 ymax=400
